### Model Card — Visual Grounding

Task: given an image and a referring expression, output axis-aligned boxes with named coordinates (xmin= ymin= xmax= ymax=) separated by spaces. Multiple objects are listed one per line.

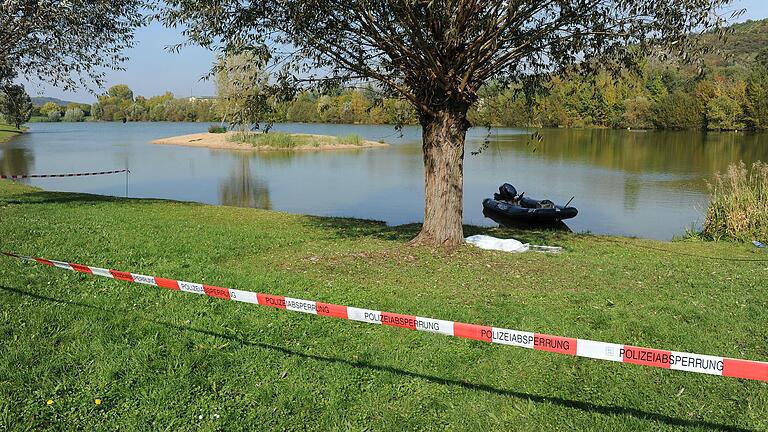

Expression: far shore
xmin=151 ymin=131 xmax=388 ymax=151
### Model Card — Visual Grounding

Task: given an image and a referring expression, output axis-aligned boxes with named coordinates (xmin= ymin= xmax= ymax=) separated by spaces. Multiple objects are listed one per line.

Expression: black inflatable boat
xmin=482 ymin=183 xmax=578 ymax=223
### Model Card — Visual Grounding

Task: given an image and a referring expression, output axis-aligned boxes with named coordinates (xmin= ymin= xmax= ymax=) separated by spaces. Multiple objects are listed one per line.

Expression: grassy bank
xmin=0 ymin=180 xmax=765 ymax=430
xmin=0 ymin=123 xmax=25 ymax=143
xmin=229 ymin=131 xmax=370 ymax=149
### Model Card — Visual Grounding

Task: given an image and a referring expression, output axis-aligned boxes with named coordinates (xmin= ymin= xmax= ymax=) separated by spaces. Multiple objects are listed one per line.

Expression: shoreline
xmin=0 ymin=124 xmax=26 ymax=144
xmin=151 ymin=131 xmax=388 ymax=151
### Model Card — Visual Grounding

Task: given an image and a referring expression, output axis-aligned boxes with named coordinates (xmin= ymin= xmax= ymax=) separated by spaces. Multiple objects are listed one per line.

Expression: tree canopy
xmin=1 ymin=0 xmax=146 ymax=90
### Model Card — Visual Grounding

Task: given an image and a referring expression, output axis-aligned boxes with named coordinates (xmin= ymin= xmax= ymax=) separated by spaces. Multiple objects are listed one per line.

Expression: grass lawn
xmin=0 ymin=123 xmax=25 ymax=143
xmin=0 ymin=180 xmax=766 ymax=431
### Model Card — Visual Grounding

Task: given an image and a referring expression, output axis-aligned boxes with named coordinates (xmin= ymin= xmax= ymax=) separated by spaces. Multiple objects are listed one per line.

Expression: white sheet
xmin=465 ymin=235 xmax=562 ymax=254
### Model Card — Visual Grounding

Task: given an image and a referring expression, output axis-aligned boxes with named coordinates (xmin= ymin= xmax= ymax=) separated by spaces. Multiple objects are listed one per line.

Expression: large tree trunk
xmin=410 ymin=106 xmax=470 ymax=247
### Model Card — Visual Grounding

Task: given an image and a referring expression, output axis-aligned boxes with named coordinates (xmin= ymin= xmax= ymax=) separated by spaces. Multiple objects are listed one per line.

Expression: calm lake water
xmin=2 ymin=121 xmax=767 ymax=239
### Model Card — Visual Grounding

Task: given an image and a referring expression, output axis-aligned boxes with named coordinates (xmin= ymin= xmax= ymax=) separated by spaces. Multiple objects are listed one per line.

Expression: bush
xmin=47 ymin=110 xmax=61 ymax=122
xmin=63 ymin=108 xmax=85 ymax=122
xmin=651 ymin=91 xmax=703 ymax=129
xmin=706 ymin=94 xmax=744 ymax=131
xmin=208 ymin=125 xmax=227 ymax=133
xmin=621 ymin=96 xmax=653 ymax=129
xmin=703 ymin=161 xmax=768 ymax=241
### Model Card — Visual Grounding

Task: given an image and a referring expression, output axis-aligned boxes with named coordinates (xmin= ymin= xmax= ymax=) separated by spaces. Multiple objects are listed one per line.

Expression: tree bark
xmin=410 ymin=106 xmax=470 ymax=247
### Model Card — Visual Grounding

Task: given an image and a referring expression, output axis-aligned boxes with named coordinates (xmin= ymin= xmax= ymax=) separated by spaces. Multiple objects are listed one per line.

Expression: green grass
xmin=0 ymin=180 xmax=766 ymax=430
xmin=0 ymin=123 xmax=25 ymax=143
xmin=229 ymin=131 xmax=368 ymax=149
xmin=338 ymin=133 xmax=363 ymax=145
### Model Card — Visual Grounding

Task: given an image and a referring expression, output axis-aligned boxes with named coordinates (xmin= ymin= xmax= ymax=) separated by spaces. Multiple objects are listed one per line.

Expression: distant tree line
xmin=34 ymin=84 xmax=219 ymax=123
xmin=33 ymin=83 xmax=419 ymax=125
xmin=30 ymin=47 xmax=768 ymax=131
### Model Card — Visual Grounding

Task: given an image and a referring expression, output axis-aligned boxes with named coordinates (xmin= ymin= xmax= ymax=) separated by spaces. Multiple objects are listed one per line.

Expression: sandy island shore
xmin=151 ymin=131 xmax=388 ymax=151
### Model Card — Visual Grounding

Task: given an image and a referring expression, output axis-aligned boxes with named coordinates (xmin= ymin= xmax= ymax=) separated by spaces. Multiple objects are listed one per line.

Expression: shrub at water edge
xmin=703 ymin=161 xmax=768 ymax=241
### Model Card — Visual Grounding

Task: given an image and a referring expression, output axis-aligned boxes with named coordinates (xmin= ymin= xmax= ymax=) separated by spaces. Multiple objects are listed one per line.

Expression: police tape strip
xmin=0 ymin=169 xmax=129 ymax=180
xmin=2 ymin=251 xmax=766 ymax=382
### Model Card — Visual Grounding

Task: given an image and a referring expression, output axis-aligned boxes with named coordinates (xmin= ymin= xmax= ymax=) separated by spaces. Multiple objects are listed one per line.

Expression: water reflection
xmin=495 ymin=129 xmax=767 ymax=180
xmin=218 ymin=156 xmax=271 ymax=209
xmin=623 ymin=175 xmax=640 ymax=211
xmin=0 ymin=147 xmax=34 ymax=176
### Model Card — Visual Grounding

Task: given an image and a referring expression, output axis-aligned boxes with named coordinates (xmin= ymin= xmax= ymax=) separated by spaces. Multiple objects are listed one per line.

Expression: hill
xmin=696 ymin=18 xmax=768 ymax=73
xmin=30 ymin=96 xmax=82 ymax=107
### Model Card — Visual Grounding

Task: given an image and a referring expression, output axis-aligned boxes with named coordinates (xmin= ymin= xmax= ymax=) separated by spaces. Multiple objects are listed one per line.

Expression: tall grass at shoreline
xmin=703 ymin=161 xmax=768 ymax=241
xmin=227 ymin=131 xmax=365 ymax=149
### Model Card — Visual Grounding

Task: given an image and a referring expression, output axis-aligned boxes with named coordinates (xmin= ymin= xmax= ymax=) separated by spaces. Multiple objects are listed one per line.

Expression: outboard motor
xmin=498 ymin=183 xmax=518 ymax=201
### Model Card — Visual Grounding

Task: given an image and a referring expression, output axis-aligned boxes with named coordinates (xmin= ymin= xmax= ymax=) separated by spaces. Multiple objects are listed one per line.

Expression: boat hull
xmin=482 ymin=198 xmax=578 ymax=222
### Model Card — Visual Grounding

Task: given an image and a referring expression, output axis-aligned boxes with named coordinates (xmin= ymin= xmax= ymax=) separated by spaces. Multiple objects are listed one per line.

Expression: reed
xmin=230 ymin=131 xmax=298 ymax=148
xmin=338 ymin=133 xmax=363 ymax=145
xmin=703 ymin=161 xmax=768 ymax=241
xmin=229 ymin=131 xmax=368 ymax=149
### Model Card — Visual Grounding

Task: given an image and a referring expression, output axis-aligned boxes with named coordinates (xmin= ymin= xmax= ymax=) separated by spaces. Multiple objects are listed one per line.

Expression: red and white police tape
xmin=2 ymin=251 xmax=766 ymax=382
xmin=0 ymin=169 xmax=129 ymax=180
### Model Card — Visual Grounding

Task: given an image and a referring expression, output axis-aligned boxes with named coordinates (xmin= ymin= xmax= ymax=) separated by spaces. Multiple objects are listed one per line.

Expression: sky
xmin=20 ymin=0 xmax=768 ymax=104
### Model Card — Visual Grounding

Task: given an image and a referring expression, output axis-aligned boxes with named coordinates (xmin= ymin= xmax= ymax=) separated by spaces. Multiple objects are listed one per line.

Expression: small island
xmin=152 ymin=131 xmax=388 ymax=151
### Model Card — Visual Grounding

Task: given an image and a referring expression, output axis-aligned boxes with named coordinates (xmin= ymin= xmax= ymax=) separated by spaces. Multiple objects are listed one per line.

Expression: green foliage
xmin=46 ymin=110 xmax=61 ymax=122
xmin=67 ymin=103 xmax=91 ymax=117
xmin=0 ymin=84 xmax=33 ymax=128
xmin=621 ymin=97 xmax=652 ymax=129
xmin=107 ymin=84 xmax=134 ymax=102
xmin=286 ymin=92 xmax=318 ymax=122
xmin=744 ymin=49 xmax=768 ymax=130
xmin=91 ymin=103 xmax=103 ymax=120
xmin=651 ymin=91 xmax=703 ymax=130
xmin=39 ymin=102 xmax=61 ymax=117
xmin=75 ymin=85 xmax=218 ymax=123
xmin=2 ymin=1 xmax=144 ymax=91
xmin=645 ymin=75 xmax=668 ymax=104
xmin=214 ymin=53 xmax=272 ymax=131
xmin=127 ymin=103 xmax=145 ymax=121
xmin=706 ymin=94 xmax=743 ymax=131
xmin=703 ymin=161 xmax=768 ymax=241
xmin=149 ymin=104 xmax=167 ymax=122
xmin=208 ymin=125 xmax=227 ymax=133
xmin=63 ymin=108 xmax=85 ymax=122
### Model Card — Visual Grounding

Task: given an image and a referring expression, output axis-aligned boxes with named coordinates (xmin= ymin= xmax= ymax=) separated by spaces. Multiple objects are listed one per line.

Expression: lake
xmin=2 ymin=121 xmax=767 ymax=239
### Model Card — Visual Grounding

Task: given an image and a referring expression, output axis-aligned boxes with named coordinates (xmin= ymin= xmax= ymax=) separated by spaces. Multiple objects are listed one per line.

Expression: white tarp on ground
xmin=465 ymin=235 xmax=562 ymax=254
